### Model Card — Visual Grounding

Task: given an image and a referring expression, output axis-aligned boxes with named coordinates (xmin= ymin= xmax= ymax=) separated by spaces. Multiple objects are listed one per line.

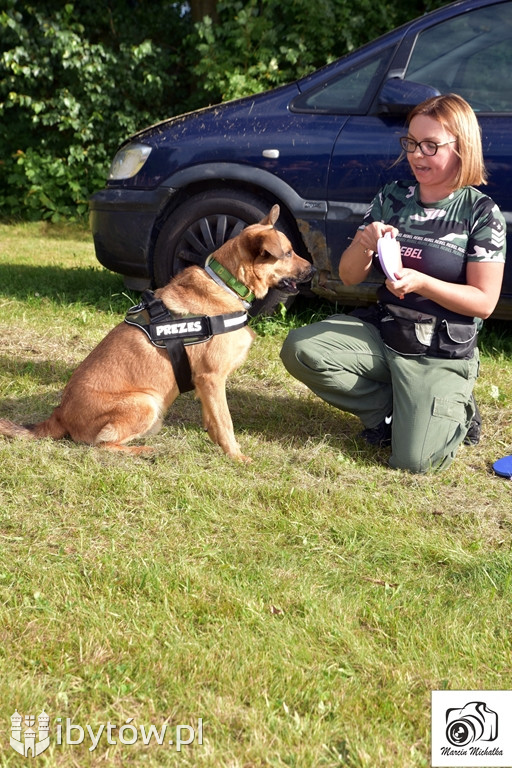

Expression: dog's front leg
xmin=195 ymin=375 xmax=250 ymax=462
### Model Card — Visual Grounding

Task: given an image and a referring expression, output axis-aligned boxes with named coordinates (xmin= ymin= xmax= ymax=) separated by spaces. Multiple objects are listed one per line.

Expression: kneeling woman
xmin=281 ymin=93 xmax=506 ymax=473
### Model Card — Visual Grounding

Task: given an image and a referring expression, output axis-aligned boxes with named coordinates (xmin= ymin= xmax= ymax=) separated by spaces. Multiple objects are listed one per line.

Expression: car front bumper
xmin=89 ymin=186 xmax=177 ymax=280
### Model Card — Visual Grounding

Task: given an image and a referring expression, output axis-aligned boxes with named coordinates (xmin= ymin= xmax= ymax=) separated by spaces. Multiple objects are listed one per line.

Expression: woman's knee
xmin=280 ymin=328 xmax=324 ymax=381
xmin=389 ymin=450 xmax=444 ymax=474
xmin=390 ymin=450 xmax=457 ymax=473
xmin=280 ymin=329 xmax=303 ymax=378
xmin=389 ymin=410 xmax=467 ymax=474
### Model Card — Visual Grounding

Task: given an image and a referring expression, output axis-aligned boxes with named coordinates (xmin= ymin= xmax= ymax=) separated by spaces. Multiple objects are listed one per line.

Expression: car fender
xmin=160 ymin=161 xmax=330 ymax=267
xmin=162 ymin=161 xmax=328 ymax=221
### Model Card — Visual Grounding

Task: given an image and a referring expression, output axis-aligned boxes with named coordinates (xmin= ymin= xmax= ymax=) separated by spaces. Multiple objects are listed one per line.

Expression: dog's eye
xmin=262 ymin=249 xmax=293 ymax=260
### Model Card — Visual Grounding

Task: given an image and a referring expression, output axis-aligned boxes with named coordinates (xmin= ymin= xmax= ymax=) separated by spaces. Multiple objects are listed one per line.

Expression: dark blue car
xmin=89 ymin=0 xmax=512 ymax=317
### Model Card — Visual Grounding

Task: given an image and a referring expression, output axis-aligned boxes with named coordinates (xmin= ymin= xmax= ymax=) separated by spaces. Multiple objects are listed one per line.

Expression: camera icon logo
xmin=445 ymin=701 xmax=498 ymax=747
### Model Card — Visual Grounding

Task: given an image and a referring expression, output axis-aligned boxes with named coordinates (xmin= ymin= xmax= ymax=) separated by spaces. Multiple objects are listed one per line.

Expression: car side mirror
xmin=378 ymin=78 xmax=441 ymax=116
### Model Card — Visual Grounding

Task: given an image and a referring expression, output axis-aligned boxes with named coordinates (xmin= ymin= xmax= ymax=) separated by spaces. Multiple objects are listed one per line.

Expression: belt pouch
xmin=378 ymin=303 xmax=437 ymax=356
xmin=435 ymin=319 xmax=478 ymax=359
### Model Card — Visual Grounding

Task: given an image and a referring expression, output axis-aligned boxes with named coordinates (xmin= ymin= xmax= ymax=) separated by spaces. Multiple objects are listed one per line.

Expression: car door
xmin=325 ymin=0 xmax=512 ymax=309
xmin=403 ymin=0 xmax=512 ymax=300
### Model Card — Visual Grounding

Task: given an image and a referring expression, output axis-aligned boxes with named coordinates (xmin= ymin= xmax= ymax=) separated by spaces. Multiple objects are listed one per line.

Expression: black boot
xmin=464 ymin=396 xmax=481 ymax=445
xmin=360 ymin=414 xmax=392 ymax=447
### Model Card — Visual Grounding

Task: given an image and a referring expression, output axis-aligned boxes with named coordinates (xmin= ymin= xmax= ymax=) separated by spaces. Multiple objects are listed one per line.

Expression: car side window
xmin=406 ymin=1 xmax=512 ymax=112
xmin=292 ymin=47 xmax=394 ymax=114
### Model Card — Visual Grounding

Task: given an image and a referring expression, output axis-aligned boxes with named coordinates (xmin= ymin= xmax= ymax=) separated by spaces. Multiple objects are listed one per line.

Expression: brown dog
xmin=0 ymin=205 xmax=314 ymax=460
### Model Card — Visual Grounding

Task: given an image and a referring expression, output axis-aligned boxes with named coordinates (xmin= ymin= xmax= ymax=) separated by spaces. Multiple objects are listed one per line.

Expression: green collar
xmin=205 ymin=256 xmax=255 ymax=306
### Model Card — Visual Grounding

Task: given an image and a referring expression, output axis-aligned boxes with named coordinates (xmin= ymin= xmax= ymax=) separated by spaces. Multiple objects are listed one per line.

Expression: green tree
xmin=0 ymin=0 xmax=450 ymax=221
xmin=191 ymin=0 xmax=449 ymax=102
xmin=0 ymin=1 xmax=192 ymax=220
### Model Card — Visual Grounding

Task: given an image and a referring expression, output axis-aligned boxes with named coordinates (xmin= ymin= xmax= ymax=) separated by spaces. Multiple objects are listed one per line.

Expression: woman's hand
xmin=359 ymin=222 xmax=399 ymax=255
xmin=385 ymin=268 xmax=425 ymax=300
xmin=339 ymin=223 xmax=400 ymax=286
xmin=386 ymin=262 xmax=505 ymax=319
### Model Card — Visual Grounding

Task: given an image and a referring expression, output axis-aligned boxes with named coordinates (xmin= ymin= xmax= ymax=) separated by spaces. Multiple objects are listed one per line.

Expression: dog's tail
xmin=0 ymin=415 xmax=67 ymax=441
xmin=0 ymin=419 xmax=36 ymax=439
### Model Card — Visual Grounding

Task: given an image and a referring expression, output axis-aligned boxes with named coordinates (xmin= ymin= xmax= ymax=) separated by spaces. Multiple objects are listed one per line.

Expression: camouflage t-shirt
xmin=360 ymin=180 xmax=506 ymax=320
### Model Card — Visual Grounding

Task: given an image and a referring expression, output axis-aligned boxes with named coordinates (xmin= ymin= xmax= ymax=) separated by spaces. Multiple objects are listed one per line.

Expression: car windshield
xmin=292 ymin=47 xmax=395 ymax=114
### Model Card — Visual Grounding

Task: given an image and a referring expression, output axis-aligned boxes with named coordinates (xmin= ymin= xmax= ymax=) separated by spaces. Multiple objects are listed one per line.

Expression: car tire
xmin=152 ymin=189 xmax=306 ymax=315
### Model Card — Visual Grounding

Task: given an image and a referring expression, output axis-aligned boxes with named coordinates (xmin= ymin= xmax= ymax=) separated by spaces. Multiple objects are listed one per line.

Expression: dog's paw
xmin=225 ymin=448 xmax=252 ymax=463
xmin=131 ymin=445 xmax=156 ymax=456
xmin=100 ymin=442 xmax=155 ymax=456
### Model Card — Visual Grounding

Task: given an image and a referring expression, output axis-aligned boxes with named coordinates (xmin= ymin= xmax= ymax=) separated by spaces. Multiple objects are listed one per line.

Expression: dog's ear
xmin=252 ymin=229 xmax=290 ymax=261
xmin=258 ymin=204 xmax=280 ymax=227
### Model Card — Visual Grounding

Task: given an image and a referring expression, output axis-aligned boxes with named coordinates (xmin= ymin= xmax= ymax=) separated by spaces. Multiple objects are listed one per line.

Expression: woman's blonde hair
xmin=406 ymin=93 xmax=487 ymax=188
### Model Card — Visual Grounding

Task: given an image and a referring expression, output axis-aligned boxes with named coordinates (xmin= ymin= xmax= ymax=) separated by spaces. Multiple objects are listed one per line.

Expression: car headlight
xmin=108 ymin=143 xmax=152 ymax=180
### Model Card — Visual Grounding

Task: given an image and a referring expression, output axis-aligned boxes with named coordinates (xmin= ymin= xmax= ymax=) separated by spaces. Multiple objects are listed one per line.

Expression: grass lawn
xmin=0 ymin=222 xmax=512 ymax=767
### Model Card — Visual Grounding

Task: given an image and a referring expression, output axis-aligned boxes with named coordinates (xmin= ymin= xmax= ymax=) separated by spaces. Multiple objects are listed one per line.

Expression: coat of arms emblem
xmin=10 ymin=710 xmax=50 ymax=756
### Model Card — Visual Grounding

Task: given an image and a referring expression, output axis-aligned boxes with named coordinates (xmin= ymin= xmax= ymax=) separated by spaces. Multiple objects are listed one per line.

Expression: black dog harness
xmin=125 ymin=289 xmax=249 ymax=393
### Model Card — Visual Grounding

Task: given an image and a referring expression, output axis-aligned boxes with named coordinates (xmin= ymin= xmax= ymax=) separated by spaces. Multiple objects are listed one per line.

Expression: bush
xmin=0 ymin=2 xmax=191 ymax=221
xmin=0 ymin=0 xmax=450 ymax=222
xmin=191 ymin=0 xmax=448 ymax=102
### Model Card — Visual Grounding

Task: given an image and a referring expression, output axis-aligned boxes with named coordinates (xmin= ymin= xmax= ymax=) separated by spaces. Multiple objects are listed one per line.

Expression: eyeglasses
xmin=399 ymin=137 xmax=457 ymax=156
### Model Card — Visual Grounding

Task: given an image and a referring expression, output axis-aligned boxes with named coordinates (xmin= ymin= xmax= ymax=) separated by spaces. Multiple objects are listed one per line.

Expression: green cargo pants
xmin=280 ymin=313 xmax=479 ymax=473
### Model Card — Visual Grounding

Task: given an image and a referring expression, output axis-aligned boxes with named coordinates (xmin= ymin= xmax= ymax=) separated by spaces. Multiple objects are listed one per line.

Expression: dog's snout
xmin=297 ymin=263 xmax=316 ymax=282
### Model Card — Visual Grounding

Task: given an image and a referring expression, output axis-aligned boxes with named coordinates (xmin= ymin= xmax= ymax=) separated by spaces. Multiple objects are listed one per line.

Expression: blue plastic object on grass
xmin=493 ymin=455 xmax=512 ymax=478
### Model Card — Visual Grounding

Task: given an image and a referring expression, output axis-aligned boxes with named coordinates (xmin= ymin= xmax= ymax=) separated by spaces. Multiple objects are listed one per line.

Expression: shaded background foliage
xmin=0 ymin=0 xmax=449 ymax=221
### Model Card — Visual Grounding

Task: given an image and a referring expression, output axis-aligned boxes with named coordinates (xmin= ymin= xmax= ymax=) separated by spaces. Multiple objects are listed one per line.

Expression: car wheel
xmin=152 ymin=189 xmax=305 ymax=315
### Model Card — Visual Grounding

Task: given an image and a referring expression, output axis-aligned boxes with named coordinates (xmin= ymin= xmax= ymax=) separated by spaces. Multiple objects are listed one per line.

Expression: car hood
xmin=126 ymin=81 xmax=302 ymax=148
